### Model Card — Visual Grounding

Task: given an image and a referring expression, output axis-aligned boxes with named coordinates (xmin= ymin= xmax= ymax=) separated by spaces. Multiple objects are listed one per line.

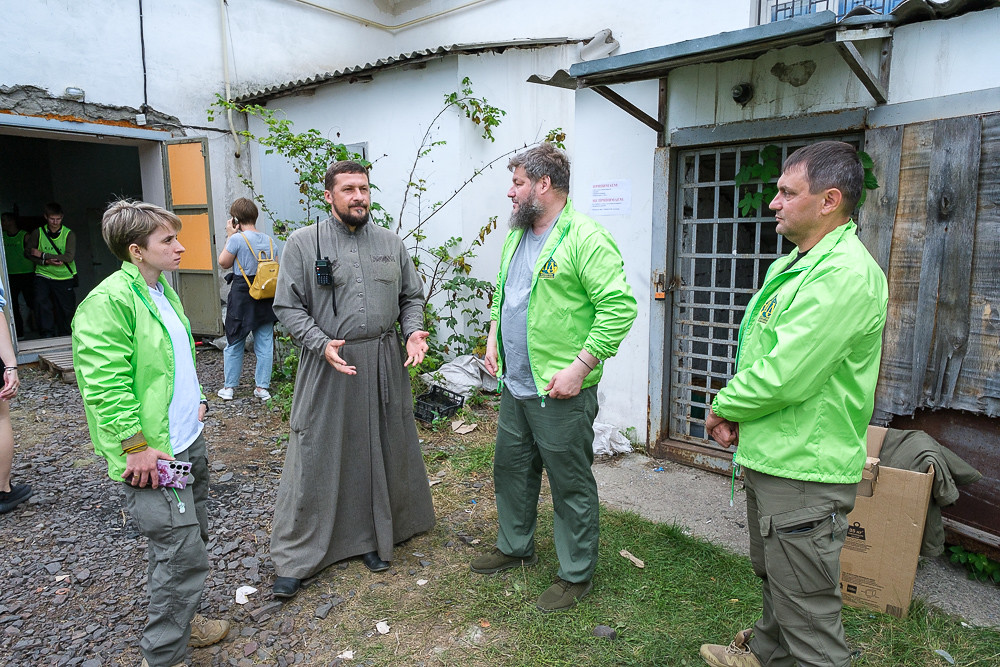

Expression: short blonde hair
xmin=102 ymin=200 xmax=182 ymax=262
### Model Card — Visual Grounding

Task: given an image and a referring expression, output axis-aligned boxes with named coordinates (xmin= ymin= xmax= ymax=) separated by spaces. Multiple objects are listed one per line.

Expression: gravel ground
xmin=1 ymin=349 xmax=504 ymax=667
xmin=2 ymin=348 xmax=998 ymax=667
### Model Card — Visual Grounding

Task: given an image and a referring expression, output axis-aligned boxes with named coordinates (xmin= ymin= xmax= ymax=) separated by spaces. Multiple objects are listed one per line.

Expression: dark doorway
xmin=0 ymin=134 xmax=143 ymax=341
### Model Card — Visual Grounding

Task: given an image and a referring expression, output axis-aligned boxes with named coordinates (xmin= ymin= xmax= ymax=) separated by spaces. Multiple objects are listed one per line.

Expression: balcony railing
xmin=758 ymin=0 xmax=906 ymax=23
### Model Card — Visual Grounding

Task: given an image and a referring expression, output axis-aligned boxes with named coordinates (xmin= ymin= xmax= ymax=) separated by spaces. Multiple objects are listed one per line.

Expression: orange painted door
xmin=163 ymin=138 xmax=222 ymax=336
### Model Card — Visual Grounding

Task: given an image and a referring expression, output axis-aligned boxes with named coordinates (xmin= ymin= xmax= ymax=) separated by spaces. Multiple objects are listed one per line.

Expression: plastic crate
xmin=414 ymin=385 xmax=464 ymax=424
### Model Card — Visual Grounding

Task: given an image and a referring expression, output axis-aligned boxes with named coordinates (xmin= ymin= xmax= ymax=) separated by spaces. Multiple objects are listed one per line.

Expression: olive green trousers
xmin=744 ymin=467 xmax=858 ymax=667
xmin=493 ymin=386 xmax=600 ymax=583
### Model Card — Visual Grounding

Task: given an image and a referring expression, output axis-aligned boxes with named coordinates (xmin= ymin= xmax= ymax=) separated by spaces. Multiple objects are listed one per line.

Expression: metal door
xmin=667 ymin=137 xmax=859 ymax=459
xmin=163 ymin=138 xmax=223 ymax=336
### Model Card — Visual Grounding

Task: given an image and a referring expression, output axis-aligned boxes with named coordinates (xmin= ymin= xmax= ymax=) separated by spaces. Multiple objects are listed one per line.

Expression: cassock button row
xmin=360 ymin=307 xmax=364 ymax=312
xmin=354 ymin=263 xmax=359 ymax=267
xmin=356 ymin=277 xmax=362 ymax=283
xmin=350 ymin=248 xmax=356 ymax=253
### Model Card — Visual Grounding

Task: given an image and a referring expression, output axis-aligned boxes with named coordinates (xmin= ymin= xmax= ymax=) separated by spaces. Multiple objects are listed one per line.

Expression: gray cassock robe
xmin=270 ymin=217 xmax=436 ymax=578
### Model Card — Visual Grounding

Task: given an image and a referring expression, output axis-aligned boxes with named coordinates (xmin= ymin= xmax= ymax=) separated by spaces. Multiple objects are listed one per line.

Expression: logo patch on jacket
xmin=539 ymin=258 xmax=558 ymax=279
xmin=758 ymin=296 xmax=777 ymax=324
xmin=371 ymin=255 xmax=394 ymax=263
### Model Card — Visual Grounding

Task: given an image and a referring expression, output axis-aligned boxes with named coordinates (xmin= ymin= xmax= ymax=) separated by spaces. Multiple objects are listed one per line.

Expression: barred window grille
xmin=668 ymin=137 xmax=859 ymax=444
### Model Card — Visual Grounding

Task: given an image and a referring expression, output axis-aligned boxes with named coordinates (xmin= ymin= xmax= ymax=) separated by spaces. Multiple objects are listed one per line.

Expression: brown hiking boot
xmin=470 ymin=547 xmax=538 ymax=574
xmin=188 ymin=614 xmax=231 ymax=647
xmin=700 ymin=629 xmax=760 ymax=666
xmin=535 ymin=577 xmax=593 ymax=612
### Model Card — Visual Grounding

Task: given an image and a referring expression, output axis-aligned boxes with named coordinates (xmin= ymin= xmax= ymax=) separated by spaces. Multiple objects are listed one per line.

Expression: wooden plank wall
xmin=858 ymin=125 xmax=902 ymax=273
xmin=866 ymin=113 xmax=999 ymax=423
xmin=972 ymin=114 xmax=1000 ymax=417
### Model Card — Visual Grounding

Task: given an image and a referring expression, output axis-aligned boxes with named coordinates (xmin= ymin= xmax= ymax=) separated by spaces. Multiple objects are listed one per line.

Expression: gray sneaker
xmin=535 ymin=578 xmax=593 ymax=613
xmin=470 ymin=547 xmax=538 ymax=574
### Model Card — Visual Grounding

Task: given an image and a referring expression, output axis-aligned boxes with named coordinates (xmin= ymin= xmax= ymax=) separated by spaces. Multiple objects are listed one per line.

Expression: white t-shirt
xmin=148 ymin=284 xmax=203 ymax=454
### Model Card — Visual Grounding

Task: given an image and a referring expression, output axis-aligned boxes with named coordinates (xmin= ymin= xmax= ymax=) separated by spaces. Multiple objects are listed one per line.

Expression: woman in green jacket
xmin=72 ymin=200 xmax=229 ymax=667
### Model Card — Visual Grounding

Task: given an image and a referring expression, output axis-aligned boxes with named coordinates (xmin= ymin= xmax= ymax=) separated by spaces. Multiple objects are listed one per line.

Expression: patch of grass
xmin=350 ymin=501 xmax=1000 ymax=667
xmin=450 ymin=443 xmax=495 ymax=474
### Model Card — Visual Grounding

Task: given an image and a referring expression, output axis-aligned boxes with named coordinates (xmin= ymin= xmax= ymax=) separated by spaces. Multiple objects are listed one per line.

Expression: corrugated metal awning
xmin=236 ymin=38 xmax=585 ymax=104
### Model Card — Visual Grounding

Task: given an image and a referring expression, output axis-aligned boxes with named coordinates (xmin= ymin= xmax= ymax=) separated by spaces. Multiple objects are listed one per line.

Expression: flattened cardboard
xmin=839 ymin=426 xmax=934 ymax=618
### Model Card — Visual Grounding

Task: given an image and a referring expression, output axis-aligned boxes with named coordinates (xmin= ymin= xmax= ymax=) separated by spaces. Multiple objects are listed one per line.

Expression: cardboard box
xmin=839 ymin=426 xmax=934 ymax=618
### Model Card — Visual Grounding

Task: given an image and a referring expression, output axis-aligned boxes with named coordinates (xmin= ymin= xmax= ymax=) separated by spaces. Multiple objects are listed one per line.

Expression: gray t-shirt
xmin=226 ymin=230 xmax=279 ymax=277
xmin=500 ymin=223 xmax=556 ymax=400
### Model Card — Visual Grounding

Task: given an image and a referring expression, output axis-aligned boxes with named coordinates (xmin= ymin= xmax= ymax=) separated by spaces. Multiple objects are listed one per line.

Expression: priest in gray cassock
xmin=269 ymin=160 xmax=436 ymax=599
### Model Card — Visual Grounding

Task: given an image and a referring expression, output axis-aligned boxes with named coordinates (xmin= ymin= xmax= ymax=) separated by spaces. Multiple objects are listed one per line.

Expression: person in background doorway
xmin=25 ymin=202 xmax=77 ymax=337
xmin=0 ymin=286 xmax=30 ymax=515
xmin=700 ymin=142 xmax=888 ymax=667
xmin=470 ymin=143 xmax=637 ymax=613
xmin=72 ymin=200 xmax=230 ymax=667
xmin=216 ymin=197 xmax=279 ymax=402
xmin=2 ymin=212 xmax=35 ymax=337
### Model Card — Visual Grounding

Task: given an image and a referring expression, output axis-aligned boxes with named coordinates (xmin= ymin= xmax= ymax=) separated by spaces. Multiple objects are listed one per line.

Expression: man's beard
xmin=335 ymin=202 xmax=370 ymax=229
xmin=509 ymin=194 xmax=544 ymax=230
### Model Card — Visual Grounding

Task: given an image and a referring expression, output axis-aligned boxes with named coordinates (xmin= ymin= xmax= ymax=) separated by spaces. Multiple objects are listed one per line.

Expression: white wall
xmin=570 ymin=81 xmax=659 ymax=436
xmin=889 ymin=8 xmax=1000 ymax=102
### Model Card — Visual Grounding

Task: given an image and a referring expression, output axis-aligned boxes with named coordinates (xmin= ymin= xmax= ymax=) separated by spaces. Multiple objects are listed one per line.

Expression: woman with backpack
xmin=217 ymin=197 xmax=279 ymax=401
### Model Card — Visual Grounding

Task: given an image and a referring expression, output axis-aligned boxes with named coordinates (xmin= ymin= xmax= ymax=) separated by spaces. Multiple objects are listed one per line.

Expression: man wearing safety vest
xmin=1 ymin=212 xmax=35 ymax=336
xmin=25 ymin=202 xmax=77 ymax=337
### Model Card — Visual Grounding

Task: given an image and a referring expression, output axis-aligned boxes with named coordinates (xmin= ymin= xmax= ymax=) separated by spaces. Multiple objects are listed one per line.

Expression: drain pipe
xmin=288 ymin=0 xmax=495 ymax=32
xmin=220 ymin=0 xmax=241 ymax=158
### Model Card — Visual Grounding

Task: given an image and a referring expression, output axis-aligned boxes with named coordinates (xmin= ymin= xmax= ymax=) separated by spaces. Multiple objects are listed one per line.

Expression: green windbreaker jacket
xmin=490 ymin=199 xmax=637 ymax=396
xmin=712 ymin=221 xmax=888 ymax=484
xmin=72 ymin=262 xmax=203 ymax=481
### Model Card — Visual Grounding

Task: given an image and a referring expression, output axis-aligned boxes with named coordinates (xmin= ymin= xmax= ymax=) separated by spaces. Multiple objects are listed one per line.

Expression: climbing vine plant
xmin=208 ymin=78 xmax=565 ymax=358
xmin=734 ymin=144 xmax=879 ymax=217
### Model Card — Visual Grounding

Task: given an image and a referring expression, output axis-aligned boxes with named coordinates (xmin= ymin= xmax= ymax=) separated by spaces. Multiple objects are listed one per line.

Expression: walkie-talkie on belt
xmin=314 ymin=217 xmax=337 ymax=315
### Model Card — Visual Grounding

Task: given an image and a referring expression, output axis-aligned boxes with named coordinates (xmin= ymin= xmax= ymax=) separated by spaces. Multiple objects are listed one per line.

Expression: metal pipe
xmin=220 ymin=0 xmax=241 ymax=158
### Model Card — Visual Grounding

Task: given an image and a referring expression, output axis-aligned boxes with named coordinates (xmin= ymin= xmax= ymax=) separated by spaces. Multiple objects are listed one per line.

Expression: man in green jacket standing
xmin=25 ymin=202 xmax=77 ymax=337
xmin=471 ymin=143 xmax=637 ymax=612
xmin=701 ymin=142 xmax=888 ymax=667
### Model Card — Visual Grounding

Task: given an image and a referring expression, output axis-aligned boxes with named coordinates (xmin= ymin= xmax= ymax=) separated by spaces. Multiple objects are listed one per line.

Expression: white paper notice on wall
xmin=590 ymin=180 xmax=631 ymax=216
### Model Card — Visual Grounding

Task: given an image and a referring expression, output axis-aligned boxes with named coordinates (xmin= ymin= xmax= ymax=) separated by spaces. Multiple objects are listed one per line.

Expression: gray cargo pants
xmin=744 ymin=467 xmax=857 ymax=667
xmin=122 ymin=434 xmax=210 ymax=667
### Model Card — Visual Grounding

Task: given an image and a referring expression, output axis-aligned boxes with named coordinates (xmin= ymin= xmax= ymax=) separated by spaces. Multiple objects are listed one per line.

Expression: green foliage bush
xmin=949 ymin=545 xmax=1000 ymax=584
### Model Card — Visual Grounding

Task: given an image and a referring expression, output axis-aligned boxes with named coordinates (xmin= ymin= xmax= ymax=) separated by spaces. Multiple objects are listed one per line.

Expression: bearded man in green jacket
xmin=701 ymin=141 xmax=888 ymax=667
xmin=470 ymin=143 xmax=637 ymax=613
